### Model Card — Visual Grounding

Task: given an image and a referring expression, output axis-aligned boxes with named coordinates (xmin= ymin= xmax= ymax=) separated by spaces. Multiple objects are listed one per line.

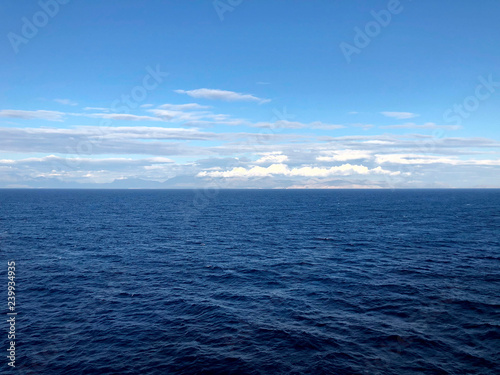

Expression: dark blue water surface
xmin=1 ymin=189 xmax=499 ymax=374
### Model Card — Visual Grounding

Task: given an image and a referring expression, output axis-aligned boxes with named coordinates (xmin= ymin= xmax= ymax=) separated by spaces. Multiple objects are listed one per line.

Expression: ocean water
xmin=0 ymin=189 xmax=499 ymax=375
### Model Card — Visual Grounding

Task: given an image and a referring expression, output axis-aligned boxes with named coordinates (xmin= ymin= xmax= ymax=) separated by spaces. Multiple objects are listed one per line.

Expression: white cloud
xmin=363 ymin=140 xmax=394 ymax=145
xmin=375 ymin=153 xmax=500 ymax=166
xmin=54 ymin=99 xmax=78 ymax=106
xmin=197 ymin=163 xmax=400 ymax=178
xmin=85 ymin=113 xmax=162 ymax=121
xmin=0 ymin=126 xmax=219 ymax=156
xmin=380 ymin=122 xmax=461 ymax=130
xmin=317 ymin=150 xmax=372 ymax=162
xmin=0 ymin=155 xmax=174 ymax=165
xmin=183 ymin=119 xmax=247 ymax=127
xmin=255 ymin=152 xmax=289 ymax=164
xmin=381 ymin=112 xmax=419 ymax=119
xmin=148 ymin=109 xmax=207 ymax=122
xmin=83 ymin=107 xmax=110 ymax=112
xmin=175 ymin=88 xmax=270 ymax=104
xmin=253 ymin=120 xmax=344 ymax=130
xmin=148 ymin=106 xmax=238 ymax=125
xmin=310 ymin=122 xmax=346 ymax=130
xmin=350 ymin=123 xmax=375 ymax=130
xmin=0 ymin=110 xmax=65 ymax=121
xmin=159 ymin=103 xmax=210 ymax=110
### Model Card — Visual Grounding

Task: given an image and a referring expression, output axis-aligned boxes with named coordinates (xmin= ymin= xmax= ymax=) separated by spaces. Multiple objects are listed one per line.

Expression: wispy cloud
xmin=252 ymin=120 xmax=345 ymax=130
xmin=54 ymin=99 xmax=78 ymax=106
xmin=350 ymin=123 xmax=374 ymax=131
xmin=79 ymin=103 xmax=235 ymax=125
xmin=182 ymin=119 xmax=247 ymax=127
xmin=83 ymin=107 xmax=110 ymax=112
xmin=0 ymin=126 xmax=218 ymax=156
xmin=379 ymin=122 xmax=461 ymax=130
xmin=159 ymin=103 xmax=210 ymax=111
xmin=375 ymin=154 xmax=500 ymax=165
xmin=147 ymin=109 xmax=217 ymax=122
xmin=0 ymin=109 xmax=65 ymax=121
xmin=317 ymin=150 xmax=372 ymax=162
xmin=381 ymin=111 xmax=419 ymax=119
xmin=175 ymin=88 xmax=270 ymax=104
xmin=148 ymin=103 xmax=240 ymax=125
xmin=0 ymin=155 xmax=174 ymax=166
xmin=84 ymin=113 xmax=162 ymax=122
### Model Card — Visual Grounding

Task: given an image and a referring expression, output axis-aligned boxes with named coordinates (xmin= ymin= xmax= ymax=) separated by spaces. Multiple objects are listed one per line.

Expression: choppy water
xmin=1 ymin=189 xmax=499 ymax=374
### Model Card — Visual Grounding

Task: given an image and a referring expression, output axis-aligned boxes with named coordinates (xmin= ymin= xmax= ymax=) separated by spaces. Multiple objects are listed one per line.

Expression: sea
xmin=0 ymin=189 xmax=499 ymax=374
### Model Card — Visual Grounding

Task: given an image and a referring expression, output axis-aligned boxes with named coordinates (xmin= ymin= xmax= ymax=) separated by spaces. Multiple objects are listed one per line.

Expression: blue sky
xmin=1 ymin=0 xmax=500 ymax=188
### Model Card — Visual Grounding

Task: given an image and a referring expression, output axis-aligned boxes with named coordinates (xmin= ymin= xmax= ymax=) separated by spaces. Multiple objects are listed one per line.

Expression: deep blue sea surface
xmin=1 ymin=189 xmax=499 ymax=374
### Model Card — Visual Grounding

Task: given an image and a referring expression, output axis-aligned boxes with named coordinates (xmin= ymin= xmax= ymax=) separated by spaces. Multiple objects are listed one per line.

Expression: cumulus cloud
xmin=175 ymin=88 xmax=270 ymax=104
xmin=0 ymin=110 xmax=65 ymax=121
xmin=197 ymin=163 xmax=400 ymax=178
xmin=381 ymin=112 xmax=419 ymax=119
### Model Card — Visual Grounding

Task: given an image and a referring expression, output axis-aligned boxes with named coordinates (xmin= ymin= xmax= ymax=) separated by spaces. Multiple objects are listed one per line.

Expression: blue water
xmin=1 ymin=189 xmax=499 ymax=374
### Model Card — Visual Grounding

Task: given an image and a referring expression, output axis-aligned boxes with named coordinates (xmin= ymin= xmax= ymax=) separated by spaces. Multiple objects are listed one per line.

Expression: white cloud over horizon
xmin=197 ymin=163 xmax=401 ymax=178
xmin=1 ymin=98 xmax=499 ymax=188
